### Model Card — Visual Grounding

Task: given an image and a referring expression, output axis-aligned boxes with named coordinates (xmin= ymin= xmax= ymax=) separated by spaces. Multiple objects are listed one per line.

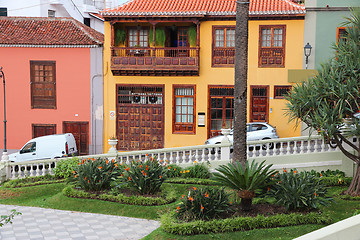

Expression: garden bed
xmin=62 ymin=184 xmax=177 ymax=206
xmin=161 ymin=209 xmax=332 ymax=235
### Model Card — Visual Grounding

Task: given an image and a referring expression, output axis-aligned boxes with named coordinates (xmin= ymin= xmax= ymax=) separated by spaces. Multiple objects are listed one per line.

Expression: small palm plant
xmin=212 ymin=160 xmax=276 ymax=211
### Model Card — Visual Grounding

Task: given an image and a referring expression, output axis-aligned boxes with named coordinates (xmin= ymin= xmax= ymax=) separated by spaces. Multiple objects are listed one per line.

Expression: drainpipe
xmin=91 ymin=74 xmax=103 ymax=154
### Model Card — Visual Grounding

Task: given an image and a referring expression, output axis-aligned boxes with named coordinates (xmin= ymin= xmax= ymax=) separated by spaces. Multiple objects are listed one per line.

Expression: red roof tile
xmin=0 ymin=17 xmax=104 ymax=47
xmin=101 ymin=0 xmax=305 ymax=17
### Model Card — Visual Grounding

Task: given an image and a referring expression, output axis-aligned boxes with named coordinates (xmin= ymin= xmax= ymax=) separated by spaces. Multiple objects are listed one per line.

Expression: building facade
xmin=101 ymin=0 xmax=305 ymax=152
xmin=0 ymin=17 xmax=104 ymax=154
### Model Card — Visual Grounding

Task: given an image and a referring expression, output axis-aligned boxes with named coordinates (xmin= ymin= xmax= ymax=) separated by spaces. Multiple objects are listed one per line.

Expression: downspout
xmin=91 ymin=74 xmax=102 ymax=154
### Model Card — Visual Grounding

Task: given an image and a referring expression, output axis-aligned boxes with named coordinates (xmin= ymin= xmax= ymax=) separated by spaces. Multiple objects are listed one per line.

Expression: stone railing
xmin=0 ymin=134 xmax=354 ymax=182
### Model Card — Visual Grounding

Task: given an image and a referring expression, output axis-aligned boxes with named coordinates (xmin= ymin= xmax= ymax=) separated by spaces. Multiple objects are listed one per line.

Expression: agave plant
xmin=212 ymin=160 xmax=276 ymax=211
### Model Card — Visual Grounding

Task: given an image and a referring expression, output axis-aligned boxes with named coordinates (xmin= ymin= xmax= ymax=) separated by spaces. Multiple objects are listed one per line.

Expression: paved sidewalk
xmin=0 ymin=204 xmax=160 ymax=240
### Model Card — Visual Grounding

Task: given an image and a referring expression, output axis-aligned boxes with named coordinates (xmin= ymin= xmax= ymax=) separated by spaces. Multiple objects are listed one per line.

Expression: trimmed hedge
xmin=161 ymin=211 xmax=332 ymax=235
xmin=341 ymin=195 xmax=360 ymax=201
xmin=165 ymin=178 xmax=216 ymax=185
xmin=63 ymin=185 xmax=177 ymax=206
xmin=320 ymin=176 xmax=352 ymax=186
xmin=3 ymin=175 xmax=64 ymax=188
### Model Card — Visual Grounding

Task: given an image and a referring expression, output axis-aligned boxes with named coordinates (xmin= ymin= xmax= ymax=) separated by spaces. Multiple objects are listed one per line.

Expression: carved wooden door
xmin=250 ymin=86 xmax=269 ymax=122
xmin=116 ymin=85 xmax=164 ymax=151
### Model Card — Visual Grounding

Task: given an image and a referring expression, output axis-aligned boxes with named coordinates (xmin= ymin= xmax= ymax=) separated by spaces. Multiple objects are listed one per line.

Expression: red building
xmin=0 ymin=17 xmax=104 ymax=155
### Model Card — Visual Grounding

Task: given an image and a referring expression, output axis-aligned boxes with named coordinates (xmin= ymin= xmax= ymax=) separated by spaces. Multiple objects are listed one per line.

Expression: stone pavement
xmin=0 ymin=204 xmax=160 ymax=240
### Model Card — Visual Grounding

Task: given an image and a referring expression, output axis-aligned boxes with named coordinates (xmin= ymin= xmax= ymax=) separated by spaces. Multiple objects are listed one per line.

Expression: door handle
xmin=32 ymin=153 xmax=36 ymax=155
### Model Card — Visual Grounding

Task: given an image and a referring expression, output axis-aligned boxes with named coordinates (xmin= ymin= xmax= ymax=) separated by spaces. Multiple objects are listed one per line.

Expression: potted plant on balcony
xmin=114 ymin=28 xmax=126 ymax=57
xmin=150 ymin=27 xmax=166 ymax=57
xmin=188 ymin=26 xmax=197 ymax=57
xmin=115 ymin=28 xmax=126 ymax=47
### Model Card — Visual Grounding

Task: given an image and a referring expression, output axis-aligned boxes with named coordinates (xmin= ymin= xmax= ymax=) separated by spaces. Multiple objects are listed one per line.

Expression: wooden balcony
xmin=111 ymin=47 xmax=199 ymax=76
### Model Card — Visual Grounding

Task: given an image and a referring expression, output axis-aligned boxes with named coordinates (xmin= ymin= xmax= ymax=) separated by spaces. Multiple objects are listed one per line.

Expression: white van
xmin=9 ymin=133 xmax=78 ymax=162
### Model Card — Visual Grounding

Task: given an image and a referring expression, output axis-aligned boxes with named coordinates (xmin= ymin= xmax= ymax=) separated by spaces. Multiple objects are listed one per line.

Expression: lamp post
xmin=0 ymin=67 xmax=7 ymax=161
xmin=304 ymin=42 xmax=312 ymax=69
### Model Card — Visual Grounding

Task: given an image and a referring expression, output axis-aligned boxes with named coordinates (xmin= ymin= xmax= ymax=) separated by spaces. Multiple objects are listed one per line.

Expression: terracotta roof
xmin=0 ymin=17 xmax=104 ymax=47
xmin=101 ymin=0 xmax=305 ymax=17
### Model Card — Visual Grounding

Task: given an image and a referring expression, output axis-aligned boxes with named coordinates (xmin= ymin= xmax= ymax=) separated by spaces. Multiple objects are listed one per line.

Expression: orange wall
xmin=0 ymin=47 xmax=91 ymax=150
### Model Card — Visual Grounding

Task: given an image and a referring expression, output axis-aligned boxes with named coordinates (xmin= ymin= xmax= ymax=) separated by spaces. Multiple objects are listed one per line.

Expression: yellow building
xmin=101 ymin=0 xmax=305 ymax=152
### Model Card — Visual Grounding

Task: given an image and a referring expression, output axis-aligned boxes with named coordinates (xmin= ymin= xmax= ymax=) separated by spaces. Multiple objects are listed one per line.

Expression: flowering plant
xmin=122 ymin=156 xmax=169 ymax=195
xmin=71 ymin=157 xmax=121 ymax=191
xmin=267 ymin=169 xmax=333 ymax=210
xmin=175 ymin=186 xmax=232 ymax=221
xmin=109 ymin=135 xmax=117 ymax=140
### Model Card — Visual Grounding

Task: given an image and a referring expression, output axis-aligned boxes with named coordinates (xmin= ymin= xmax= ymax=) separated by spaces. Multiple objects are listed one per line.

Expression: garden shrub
xmin=161 ymin=211 xmax=332 ymax=235
xmin=165 ymin=177 xmax=216 ymax=185
xmin=53 ymin=157 xmax=80 ymax=178
xmin=167 ymin=164 xmax=183 ymax=178
xmin=70 ymin=158 xmax=121 ymax=191
xmin=268 ymin=170 xmax=334 ymax=210
xmin=309 ymin=169 xmax=345 ymax=178
xmin=179 ymin=163 xmax=211 ymax=179
xmin=175 ymin=186 xmax=232 ymax=221
xmin=320 ymin=176 xmax=352 ymax=186
xmin=122 ymin=156 xmax=169 ymax=195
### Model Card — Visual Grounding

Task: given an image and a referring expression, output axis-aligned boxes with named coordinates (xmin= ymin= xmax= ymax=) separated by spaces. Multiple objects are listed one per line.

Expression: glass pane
xmin=188 ymin=115 xmax=193 ymax=123
xmin=176 ymin=115 xmax=181 ymax=122
xmin=176 ymin=97 xmax=182 ymax=105
xmin=176 ymin=105 xmax=181 ymax=113
xmin=182 ymin=115 xmax=187 ymax=122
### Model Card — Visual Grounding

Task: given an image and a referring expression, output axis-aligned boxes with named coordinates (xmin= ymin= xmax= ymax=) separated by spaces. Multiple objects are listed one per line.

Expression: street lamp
xmin=304 ymin=42 xmax=312 ymax=69
xmin=0 ymin=67 xmax=7 ymax=161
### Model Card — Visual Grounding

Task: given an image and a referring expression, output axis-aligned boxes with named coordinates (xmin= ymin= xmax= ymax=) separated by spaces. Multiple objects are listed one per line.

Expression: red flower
xmin=201 ymin=205 xmax=204 ymax=211
xmin=128 ymin=177 xmax=131 ymax=181
xmin=98 ymin=166 xmax=103 ymax=169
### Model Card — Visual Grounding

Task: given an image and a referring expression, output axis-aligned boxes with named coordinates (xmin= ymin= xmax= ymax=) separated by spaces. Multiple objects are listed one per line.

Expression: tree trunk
xmin=344 ymin=163 xmax=360 ymax=196
xmin=233 ymin=0 xmax=249 ymax=167
xmin=241 ymin=198 xmax=253 ymax=211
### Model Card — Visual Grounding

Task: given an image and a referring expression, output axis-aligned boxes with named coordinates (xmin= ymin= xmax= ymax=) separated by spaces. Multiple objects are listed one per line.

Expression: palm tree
xmin=212 ymin=160 xmax=276 ymax=211
xmin=233 ymin=0 xmax=249 ymax=167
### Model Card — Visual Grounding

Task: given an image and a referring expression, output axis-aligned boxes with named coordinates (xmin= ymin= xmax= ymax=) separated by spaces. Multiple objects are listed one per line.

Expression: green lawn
xmin=0 ymin=183 xmax=358 ymax=239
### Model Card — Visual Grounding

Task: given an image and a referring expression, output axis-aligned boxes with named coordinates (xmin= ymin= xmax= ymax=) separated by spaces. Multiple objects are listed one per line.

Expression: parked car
xmin=205 ymin=122 xmax=279 ymax=150
xmin=9 ymin=133 xmax=78 ymax=162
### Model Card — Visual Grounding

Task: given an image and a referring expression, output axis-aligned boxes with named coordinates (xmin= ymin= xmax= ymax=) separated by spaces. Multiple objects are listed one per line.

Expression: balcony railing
xmin=212 ymin=47 xmax=235 ymax=66
xmin=259 ymin=47 xmax=284 ymax=67
xmin=111 ymin=47 xmax=199 ymax=75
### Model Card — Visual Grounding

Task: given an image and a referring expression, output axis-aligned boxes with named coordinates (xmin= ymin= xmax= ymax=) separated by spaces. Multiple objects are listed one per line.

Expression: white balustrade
xmin=1 ymin=135 xmax=344 ymax=182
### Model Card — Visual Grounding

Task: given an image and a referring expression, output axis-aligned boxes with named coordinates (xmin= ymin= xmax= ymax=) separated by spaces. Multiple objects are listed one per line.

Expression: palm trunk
xmin=345 ymin=163 xmax=360 ymax=196
xmin=241 ymin=198 xmax=253 ymax=211
xmin=233 ymin=0 xmax=249 ymax=168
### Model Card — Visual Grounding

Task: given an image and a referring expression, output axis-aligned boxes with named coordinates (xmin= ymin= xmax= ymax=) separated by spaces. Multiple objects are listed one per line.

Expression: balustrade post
xmin=220 ymin=129 xmax=231 ymax=161
xmin=0 ymin=159 xmax=10 ymax=183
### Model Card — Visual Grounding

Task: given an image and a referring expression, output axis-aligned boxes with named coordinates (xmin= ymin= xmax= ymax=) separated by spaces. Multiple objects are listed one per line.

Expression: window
xmin=0 ymin=8 xmax=7 ymax=16
xmin=30 ymin=61 xmax=56 ymax=109
xmin=32 ymin=124 xmax=56 ymax=138
xmin=209 ymin=86 xmax=234 ymax=137
xmin=20 ymin=142 xmax=36 ymax=154
xmin=48 ymin=10 xmax=55 ymax=17
xmin=212 ymin=26 xmax=235 ymax=66
xmin=128 ymin=28 xmax=148 ymax=47
xmin=173 ymin=86 xmax=195 ymax=134
xmin=274 ymin=85 xmax=292 ymax=99
xmin=337 ymin=27 xmax=347 ymax=42
xmin=84 ymin=18 xmax=90 ymax=27
xmin=259 ymin=25 xmax=286 ymax=67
